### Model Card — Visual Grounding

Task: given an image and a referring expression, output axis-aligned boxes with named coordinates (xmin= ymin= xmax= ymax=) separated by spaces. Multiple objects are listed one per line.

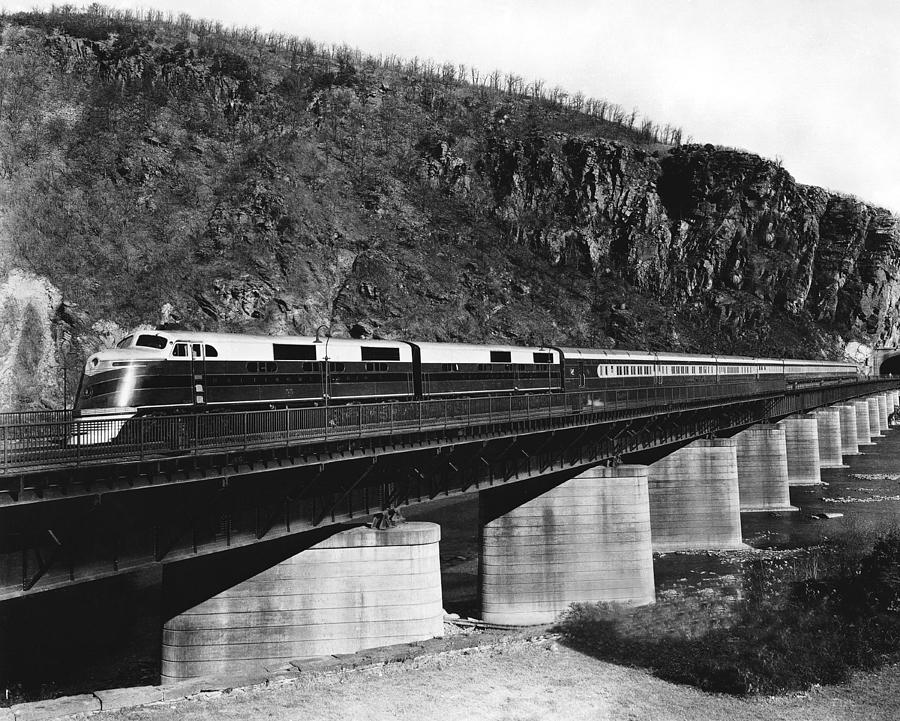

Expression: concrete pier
xmin=833 ymin=404 xmax=860 ymax=456
xmin=854 ymin=399 xmax=876 ymax=446
xmin=813 ymin=408 xmax=845 ymax=468
xmin=161 ymin=523 xmax=443 ymax=681
xmin=889 ymin=391 xmax=900 ymax=426
xmin=732 ymin=425 xmax=797 ymax=513
xmin=776 ymin=417 xmax=822 ymax=486
xmin=479 ymin=465 xmax=655 ymax=626
xmin=647 ymin=439 xmax=744 ymax=552
xmin=867 ymin=397 xmax=883 ymax=438
xmin=877 ymin=395 xmax=890 ymax=431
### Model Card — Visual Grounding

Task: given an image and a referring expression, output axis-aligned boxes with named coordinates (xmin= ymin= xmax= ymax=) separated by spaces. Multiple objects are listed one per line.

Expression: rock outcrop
xmin=0 ymin=271 xmax=65 ymax=409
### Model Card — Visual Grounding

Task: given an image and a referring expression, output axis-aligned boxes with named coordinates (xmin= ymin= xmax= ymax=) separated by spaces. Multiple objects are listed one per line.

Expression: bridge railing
xmin=0 ymin=410 xmax=73 ymax=427
xmin=0 ymin=376 xmax=885 ymax=473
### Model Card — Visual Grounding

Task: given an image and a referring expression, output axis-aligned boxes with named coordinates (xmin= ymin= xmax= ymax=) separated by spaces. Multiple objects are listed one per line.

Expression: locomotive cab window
xmin=204 ymin=345 xmax=218 ymax=357
xmin=172 ymin=343 xmax=188 ymax=357
xmin=116 ymin=335 xmax=134 ymax=349
xmin=136 ymin=334 xmax=167 ymax=349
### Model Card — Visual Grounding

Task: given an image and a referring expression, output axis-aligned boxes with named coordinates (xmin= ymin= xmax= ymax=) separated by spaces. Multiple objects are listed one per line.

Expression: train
xmin=72 ymin=330 xmax=860 ymax=431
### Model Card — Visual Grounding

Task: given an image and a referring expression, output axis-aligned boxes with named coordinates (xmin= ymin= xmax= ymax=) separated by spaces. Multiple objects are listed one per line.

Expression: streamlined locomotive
xmin=73 ymin=330 xmax=859 ymax=426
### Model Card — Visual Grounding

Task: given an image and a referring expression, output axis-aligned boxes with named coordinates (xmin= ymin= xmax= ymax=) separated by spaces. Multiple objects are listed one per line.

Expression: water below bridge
xmin=3 ymin=428 xmax=900 ymax=702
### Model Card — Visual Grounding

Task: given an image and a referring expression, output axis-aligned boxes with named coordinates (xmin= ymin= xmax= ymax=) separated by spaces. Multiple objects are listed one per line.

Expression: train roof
xmin=112 ymin=331 xmax=858 ymax=368
xmin=782 ymin=357 xmax=857 ymax=367
xmin=124 ymin=330 xmax=406 ymax=347
xmin=111 ymin=330 xmax=413 ymax=363
xmin=559 ymin=348 xmax=658 ymax=362
xmin=559 ymin=348 xmax=769 ymax=364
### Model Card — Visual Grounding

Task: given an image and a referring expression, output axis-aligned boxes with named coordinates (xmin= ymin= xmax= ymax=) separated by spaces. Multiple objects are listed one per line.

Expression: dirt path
xmin=107 ymin=637 xmax=900 ymax=721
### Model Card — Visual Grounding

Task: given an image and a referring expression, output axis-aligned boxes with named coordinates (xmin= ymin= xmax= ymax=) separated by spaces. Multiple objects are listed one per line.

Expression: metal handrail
xmin=0 ymin=410 xmax=74 ymax=427
xmin=0 ymin=377 xmax=892 ymax=475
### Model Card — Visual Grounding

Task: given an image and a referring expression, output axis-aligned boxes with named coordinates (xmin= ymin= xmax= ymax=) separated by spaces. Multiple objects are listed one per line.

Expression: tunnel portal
xmin=880 ymin=352 xmax=900 ymax=376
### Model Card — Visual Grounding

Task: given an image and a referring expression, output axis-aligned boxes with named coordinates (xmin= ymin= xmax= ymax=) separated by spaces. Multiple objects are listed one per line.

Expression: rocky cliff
xmin=0 ymin=10 xmax=896 ymax=409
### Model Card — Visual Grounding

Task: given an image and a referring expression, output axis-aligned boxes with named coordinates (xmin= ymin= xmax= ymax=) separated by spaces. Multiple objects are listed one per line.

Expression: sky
xmin=3 ymin=0 xmax=899 ymax=211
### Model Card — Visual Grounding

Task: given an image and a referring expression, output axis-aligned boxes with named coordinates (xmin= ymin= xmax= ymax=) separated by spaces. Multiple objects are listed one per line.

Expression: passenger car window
xmin=361 ymin=347 xmax=400 ymax=361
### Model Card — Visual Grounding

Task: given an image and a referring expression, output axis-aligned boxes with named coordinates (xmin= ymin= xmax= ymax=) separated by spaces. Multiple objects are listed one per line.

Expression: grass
xmin=558 ymin=525 xmax=900 ymax=695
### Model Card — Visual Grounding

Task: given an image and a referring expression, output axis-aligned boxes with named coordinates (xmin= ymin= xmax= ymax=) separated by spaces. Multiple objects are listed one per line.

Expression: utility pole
xmin=314 ymin=324 xmax=332 ymax=414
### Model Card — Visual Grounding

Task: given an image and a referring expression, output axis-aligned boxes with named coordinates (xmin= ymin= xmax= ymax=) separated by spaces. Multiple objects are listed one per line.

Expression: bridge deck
xmin=0 ymin=378 xmax=860 ymax=476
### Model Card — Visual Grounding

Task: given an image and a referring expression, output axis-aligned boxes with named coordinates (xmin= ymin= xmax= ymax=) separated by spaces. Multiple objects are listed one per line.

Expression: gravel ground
xmin=103 ymin=636 xmax=900 ymax=721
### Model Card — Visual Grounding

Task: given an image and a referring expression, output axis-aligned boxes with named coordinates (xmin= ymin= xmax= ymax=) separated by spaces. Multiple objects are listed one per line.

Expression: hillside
xmin=0 ymin=6 xmax=898 ymax=409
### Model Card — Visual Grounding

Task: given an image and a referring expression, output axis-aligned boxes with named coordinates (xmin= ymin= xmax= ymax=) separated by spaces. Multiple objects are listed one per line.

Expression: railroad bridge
xmin=1 ymin=374 xmax=899 ymax=681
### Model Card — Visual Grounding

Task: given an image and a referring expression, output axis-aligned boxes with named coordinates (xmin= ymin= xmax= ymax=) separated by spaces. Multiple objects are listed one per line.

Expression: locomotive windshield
xmin=115 ymin=335 xmax=134 ymax=348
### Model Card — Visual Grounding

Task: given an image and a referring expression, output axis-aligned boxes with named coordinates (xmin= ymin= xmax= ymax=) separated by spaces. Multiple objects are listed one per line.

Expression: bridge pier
xmin=160 ymin=523 xmax=443 ymax=682
xmin=854 ymin=399 xmax=876 ymax=446
xmin=884 ymin=392 xmax=896 ymax=425
xmin=877 ymin=395 xmax=890 ymax=432
xmin=812 ymin=408 xmax=845 ymax=468
xmin=647 ymin=439 xmax=744 ymax=552
xmin=889 ymin=391 xmax=900 ymax=417
xmin=833 ymin=404 xmax=860 ymax=456
xmin=732 ymin=426 xmax=796 ymax=513
xmin=478 ymin=465 xmax=655 ymax=626
xmin=867 ymin=397 xmax=883 ymax=438
xmin=776 ymin=417 xmax=822 ymax=486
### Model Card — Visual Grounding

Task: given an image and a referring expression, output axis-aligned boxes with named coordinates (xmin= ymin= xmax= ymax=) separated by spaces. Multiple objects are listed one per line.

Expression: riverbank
xmin=94 ymin=634 xmax=900 ymax=721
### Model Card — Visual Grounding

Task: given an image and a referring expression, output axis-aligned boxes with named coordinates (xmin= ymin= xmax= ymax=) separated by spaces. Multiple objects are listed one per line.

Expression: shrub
xmin=559 ymin=536 xmax=900 ymax=695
